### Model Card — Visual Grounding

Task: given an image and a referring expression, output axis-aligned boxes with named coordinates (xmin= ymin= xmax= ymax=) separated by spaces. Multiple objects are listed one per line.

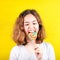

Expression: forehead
xmin=24 ymin=14 xmax=37 ymax=23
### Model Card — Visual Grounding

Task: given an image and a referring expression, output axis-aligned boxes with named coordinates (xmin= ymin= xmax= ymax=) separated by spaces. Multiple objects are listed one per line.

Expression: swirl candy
xmin=28 ymin=32 xmax=37 ymax=40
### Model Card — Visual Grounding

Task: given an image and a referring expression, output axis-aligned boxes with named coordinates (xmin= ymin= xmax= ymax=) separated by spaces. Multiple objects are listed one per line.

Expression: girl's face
xmin=24 ymin=14 xmax=39 ymax=36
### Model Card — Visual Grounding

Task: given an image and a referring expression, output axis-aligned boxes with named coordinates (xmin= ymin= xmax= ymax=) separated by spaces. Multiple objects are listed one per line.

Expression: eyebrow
xmin=24 ymin=20 xmax=37 ymax=23
xmin=33 ymin=20 xmax=37 ymax=22
xmin=24 ymin=22 xmax=29 ymax=23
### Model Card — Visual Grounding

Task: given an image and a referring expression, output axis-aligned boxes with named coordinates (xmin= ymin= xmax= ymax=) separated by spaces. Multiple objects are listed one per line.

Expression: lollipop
xmin=28 ymin=32 xmax=37 ymax=40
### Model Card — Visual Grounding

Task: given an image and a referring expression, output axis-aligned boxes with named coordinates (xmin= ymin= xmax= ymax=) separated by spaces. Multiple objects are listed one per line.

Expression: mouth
xmin=28 ymin=32 xmax=37 ymax=40
xmin=28 ymin=31 xmax=36 ymax=33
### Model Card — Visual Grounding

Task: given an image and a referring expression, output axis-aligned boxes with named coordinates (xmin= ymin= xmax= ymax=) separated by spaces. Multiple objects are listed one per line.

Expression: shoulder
xmin=41 ymin=42 xmax=55 ymax=54
xmin=10 ymin=45 xmax=24 ymax=54
xmin=42 ymin=42 xmax=54 ymax=49
xmin=42 ymin=42 xmax=55 ymax=59
xmin=9 ymin=45 xmax=24 ymax=59
xmin=10 ymin=45 xmax=22 ymax=51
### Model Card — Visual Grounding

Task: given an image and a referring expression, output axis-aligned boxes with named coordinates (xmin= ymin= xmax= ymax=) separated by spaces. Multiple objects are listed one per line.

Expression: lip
xmin=28 ymin=31 xmax=36 ymax=33
xmin=28 ymin=32 xmax=37 ymax=36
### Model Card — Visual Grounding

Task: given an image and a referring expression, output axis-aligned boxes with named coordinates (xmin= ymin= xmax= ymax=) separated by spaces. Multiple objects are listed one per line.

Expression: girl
xmin=9 ymin=9 xmax=55 ymax=60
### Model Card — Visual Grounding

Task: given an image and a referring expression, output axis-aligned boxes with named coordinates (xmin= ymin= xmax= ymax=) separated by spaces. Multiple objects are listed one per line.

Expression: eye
xmin=33 ymin=22 xmax=37 ymax=25
xmin=24 ymin=23 xmax=29 ymax=26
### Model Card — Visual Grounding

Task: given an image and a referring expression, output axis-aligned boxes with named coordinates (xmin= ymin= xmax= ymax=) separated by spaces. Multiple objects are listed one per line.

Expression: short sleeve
xmin=47 ymin=43 xmax=56 ymax=60
xmin=9 ymin=46 xmax=19 ymax=60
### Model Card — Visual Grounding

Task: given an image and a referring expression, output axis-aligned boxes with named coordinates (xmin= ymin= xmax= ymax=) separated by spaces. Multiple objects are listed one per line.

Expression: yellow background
xmin=0 ymin=0 xmax=60 ymax=60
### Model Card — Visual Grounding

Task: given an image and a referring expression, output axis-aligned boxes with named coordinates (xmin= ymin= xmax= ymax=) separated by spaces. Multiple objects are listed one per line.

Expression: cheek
xmin=35 ymin=24 xmax=39 ymax=32
xmin=37 ymin=27 xmax=39 ymax=33
xmin=24 ymin=26 xmax=28 ymax=34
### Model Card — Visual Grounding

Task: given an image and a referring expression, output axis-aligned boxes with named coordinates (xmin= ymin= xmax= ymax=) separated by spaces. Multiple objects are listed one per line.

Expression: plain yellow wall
xmin=0 ymin=0 xmax=60 ymax=60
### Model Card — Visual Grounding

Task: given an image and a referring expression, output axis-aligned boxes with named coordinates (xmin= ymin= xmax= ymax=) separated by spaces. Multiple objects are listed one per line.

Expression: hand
xmin=34 ymin=46 xmax=43 ymax=60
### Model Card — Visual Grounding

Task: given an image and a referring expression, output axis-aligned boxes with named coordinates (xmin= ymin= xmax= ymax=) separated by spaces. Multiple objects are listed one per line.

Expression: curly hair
xmin=12 ymin=9 xmax=45 ymax=45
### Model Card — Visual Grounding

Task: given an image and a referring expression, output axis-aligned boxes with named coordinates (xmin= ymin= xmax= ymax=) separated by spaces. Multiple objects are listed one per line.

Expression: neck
xmin=26 ymin=36 xmax=36 ymax=42
xmin=27 ymin=40 xmax=36 ymax=46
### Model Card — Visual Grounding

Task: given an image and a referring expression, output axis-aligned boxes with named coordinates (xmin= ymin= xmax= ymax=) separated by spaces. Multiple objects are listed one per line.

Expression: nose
xmin=28 ymin=23 xmax=34 ymax=31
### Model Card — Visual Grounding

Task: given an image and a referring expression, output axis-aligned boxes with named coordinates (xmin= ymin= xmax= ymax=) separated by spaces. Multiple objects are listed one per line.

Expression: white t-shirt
xmin=9 ymin=42 xmax=55 ymax=60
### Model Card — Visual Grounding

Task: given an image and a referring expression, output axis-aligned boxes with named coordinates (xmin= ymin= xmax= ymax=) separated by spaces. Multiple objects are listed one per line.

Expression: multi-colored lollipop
xmin=28 ymin=32 xmax=37 ymax=40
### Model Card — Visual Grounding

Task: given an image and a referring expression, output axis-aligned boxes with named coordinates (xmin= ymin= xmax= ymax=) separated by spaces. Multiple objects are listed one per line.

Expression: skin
xmin=24 ymin=14 xmax=39 ymax=35
xmin=24 ymin=14 xmax=42 ymax=60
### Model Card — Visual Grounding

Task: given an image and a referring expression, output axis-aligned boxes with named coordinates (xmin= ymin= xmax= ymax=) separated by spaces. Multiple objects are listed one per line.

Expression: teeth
xmin=28 ymin=31 xmax=35 ymax=33
xmin=30 ymin=31 xmax=34 ymax=32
